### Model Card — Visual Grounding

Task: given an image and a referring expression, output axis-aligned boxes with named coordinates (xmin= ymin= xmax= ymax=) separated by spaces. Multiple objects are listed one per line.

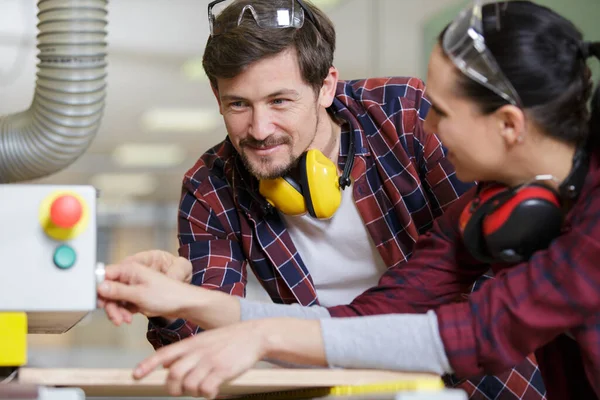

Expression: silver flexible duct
xmin=0 ymin=0 xmax=108 ymax=183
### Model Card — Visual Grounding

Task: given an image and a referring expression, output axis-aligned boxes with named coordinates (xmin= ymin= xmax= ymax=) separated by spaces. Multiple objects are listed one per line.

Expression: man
xmin=100 ymin=0 xmax=545 ymax=398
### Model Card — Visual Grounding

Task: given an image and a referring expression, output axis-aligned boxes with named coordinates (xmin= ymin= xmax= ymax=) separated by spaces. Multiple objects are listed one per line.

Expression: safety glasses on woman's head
xmin=442 ymin=0 xmax=523 ymax=107
xmin=208 ymin=0 xmax=317 ymax=36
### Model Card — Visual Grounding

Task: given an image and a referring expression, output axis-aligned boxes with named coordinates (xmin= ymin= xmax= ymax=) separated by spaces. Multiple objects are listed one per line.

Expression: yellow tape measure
xmin=234 ymin=377 xmax=445 ymax=399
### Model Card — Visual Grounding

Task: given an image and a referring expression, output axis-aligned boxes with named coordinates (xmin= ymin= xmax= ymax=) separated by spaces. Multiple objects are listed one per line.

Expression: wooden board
xmin=17 ymin=367 xmax=440 ymax=397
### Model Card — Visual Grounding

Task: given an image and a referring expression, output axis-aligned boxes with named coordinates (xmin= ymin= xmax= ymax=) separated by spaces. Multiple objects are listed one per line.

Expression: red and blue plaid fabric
xmin=444 ymin=276 xmax=547 ymax=399
xmin=148 ymin=77 xmax=547 ymax=399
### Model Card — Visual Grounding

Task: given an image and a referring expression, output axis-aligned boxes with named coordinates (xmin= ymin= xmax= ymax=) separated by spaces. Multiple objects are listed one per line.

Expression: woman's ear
xmin=495 ymin=105 xmax=526 ymax=145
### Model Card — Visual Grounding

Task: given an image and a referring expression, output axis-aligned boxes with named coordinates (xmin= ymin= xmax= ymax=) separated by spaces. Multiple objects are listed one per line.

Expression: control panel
xmin=0 ymin=185 xmax=98 ymax=333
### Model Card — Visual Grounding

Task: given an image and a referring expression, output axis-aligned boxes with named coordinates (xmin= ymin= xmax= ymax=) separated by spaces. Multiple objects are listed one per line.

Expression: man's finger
xmin=97 ymin=280 xmax=142 ymax=304
xmin=103 ymin=263 xmax=132 ymax=281
xmin=124 ymin=302 xmax=140 ymax=315
xmin=124 ymin=251 xmax=155 ymax=268
xmin=97 ymin=298 xmax=106 ymax=308
xmin=105 ymin=302 xmax=124 ymax=326
xmin=165 ymin=266 xmax=186 ymax=281
xmin=118 ymin=304 xmax=133 ymax=323
xmin=129 ymin=250 xmax=173 ymax=274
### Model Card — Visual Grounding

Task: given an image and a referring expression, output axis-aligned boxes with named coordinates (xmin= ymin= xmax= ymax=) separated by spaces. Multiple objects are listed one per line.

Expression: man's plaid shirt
xmin=148 ymin=77 xmax=546 ymax=399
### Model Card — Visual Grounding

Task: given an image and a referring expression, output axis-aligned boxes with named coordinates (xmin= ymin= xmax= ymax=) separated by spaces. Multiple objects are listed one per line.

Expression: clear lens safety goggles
xmin=208 ymin=0 xmax=316 ymax=36
xmin=442 ymin=0 xmax=523 ymax=107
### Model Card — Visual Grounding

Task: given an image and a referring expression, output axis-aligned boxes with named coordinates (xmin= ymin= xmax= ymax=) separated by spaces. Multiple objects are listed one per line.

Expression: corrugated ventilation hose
xmin=0 ymin=0 xmax=108 ymax=183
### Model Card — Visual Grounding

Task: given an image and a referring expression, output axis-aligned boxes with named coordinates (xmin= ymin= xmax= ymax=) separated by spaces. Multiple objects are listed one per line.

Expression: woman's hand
xmin=134 ymin=320 xmax=271 ymax=399
xmin=133 ymin=318 xmax=327 ymax=399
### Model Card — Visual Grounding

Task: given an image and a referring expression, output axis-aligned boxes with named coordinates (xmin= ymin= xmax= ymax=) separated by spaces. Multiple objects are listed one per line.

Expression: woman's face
xmin=423 ymin=44 xmax=511 ymax=183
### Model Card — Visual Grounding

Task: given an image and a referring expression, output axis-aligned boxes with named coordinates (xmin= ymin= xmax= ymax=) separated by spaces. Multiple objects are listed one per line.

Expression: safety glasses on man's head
xmin=442 ymin=0 xmax=523 ymax=107
xmin=208 ymin=0 xmax=317 ymax=36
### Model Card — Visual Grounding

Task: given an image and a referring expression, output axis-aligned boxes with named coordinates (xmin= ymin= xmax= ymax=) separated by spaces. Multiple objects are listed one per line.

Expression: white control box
xmin=0 ymin=185 xmax=98 ymax=333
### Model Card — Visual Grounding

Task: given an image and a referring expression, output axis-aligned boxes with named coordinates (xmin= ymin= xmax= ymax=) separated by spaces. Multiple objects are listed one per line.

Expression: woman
xmin=98 ymin=1 xmax=600 ymax=399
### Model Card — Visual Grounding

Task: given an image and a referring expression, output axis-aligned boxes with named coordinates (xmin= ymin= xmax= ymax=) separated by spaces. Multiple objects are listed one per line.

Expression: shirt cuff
xmin=436 ymin=302 xmax=480 ymax=377
xmin=148 ymin=316 xmax=186 ymax=331
xmin=239 ymin=298 xmax=331 ymax=321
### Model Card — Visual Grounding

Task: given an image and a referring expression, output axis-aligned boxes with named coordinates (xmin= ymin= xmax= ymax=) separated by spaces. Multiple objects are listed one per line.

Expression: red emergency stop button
xmin=40 ymin=191 xmax=89 ymax=241
xmin=50 ymin=195 xmax=83 ymax=229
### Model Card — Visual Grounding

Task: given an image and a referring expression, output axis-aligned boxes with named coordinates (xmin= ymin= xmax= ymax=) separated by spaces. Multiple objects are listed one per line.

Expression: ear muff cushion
xmin=460 ymin=199 xmax=499 ymax=263
xmin=301 ymin=149 xmax=342 ymax=219
xmin=483 ymin=184 xmax=562 ymax=261
xmin=299 ymin=153 xmax=316 ymax=218
xmin=459 ymin=185 xmax=514 ymax=263
xmin=482 ymin=184 xmax=561 ymax=235
xmin=460 ymin=183 xmax=563 ymax=263
xmin=485 ymin=198 xmax=563 ymax=261
xmin=259 ymin=176 xmax=306 ymax=216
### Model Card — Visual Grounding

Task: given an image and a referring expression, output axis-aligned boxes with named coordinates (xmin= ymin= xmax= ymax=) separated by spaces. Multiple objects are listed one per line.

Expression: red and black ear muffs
xmin=459 ymin=143 xmax=590 ymax=264
xmin=459 ymin=183 xmax=563 ymax=264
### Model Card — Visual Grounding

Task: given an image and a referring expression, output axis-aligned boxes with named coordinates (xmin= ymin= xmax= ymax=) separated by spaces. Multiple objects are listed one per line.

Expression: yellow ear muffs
xmin=300 ymin=149 xmax=341 ymax=219
xmin=258 ymin=150 xmax=343 ymax=219
xmin=259 ymin=174 xmax=307 ymax=216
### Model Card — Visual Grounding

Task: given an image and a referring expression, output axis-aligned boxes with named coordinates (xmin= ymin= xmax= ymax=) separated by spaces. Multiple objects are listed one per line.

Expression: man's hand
xmin=98 ymin=261 xmax=242 ymax=330
xmin=98 ymin=250 xmax=193 ymax=325
xmin=97 ymin=263 xmax=196 ymax=325
xmin=132 ymin=320 xmax=271 ymax=399
xmin=121 ymin=250 xmax=193 ymax=284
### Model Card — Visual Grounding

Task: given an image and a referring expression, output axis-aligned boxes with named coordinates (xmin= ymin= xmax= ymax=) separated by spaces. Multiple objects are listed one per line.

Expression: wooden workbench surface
xmin=17 ymin=367 xmax=439 ymax=397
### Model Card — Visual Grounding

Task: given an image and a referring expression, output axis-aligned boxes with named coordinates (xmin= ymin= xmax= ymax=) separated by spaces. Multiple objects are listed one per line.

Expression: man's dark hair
xmin=203 ymin=0 xmax=336 ymax=94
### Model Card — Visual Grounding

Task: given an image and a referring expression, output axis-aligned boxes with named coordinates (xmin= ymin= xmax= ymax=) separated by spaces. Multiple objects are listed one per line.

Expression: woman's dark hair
xmin=438 ymin=1 xmax=600 ymax=146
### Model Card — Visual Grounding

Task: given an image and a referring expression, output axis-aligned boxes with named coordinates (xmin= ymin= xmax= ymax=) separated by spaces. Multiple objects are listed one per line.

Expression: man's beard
xmin=239 ymin=149 xmax=296 ymax=180
xmin=240 ymin=108 xmax=320 ymax=180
